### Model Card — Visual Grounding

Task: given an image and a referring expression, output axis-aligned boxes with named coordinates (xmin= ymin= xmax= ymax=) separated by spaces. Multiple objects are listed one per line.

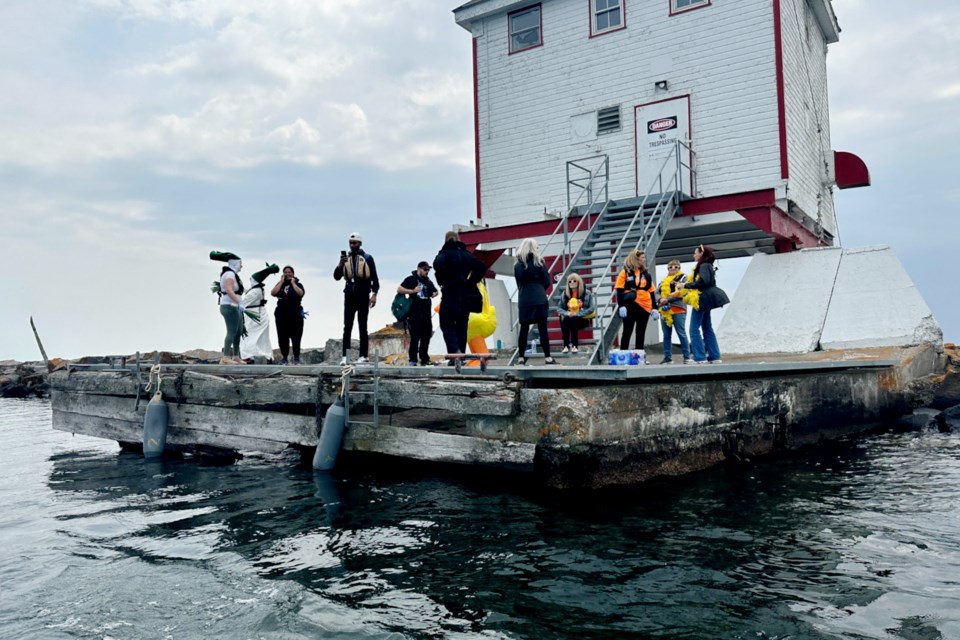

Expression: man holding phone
xmin=333 ymin=232 xmax=379 ymax=365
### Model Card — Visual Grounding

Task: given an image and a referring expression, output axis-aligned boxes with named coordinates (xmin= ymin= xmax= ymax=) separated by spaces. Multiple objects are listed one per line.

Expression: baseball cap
xmin=417 ymin=261 xmax=431 ymax=269
xmin=348 ymin=232 xmax=362 ymax=242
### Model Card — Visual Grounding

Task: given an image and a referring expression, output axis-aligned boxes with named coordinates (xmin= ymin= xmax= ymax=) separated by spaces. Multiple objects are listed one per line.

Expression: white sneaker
xmin=338 ymin=356 xmax=348 ymax=366
xmin=356 ymin=356 xmax=369 ymax=364
xmin=683 ymin=358 xmax=695 ymax=364
xmin=709 ymin=359 xmax=723 ymax=364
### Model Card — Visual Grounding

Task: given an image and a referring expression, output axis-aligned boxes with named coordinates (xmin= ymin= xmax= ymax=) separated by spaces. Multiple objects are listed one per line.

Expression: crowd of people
xmin=212 ymin=233 xmax=729 ymax=367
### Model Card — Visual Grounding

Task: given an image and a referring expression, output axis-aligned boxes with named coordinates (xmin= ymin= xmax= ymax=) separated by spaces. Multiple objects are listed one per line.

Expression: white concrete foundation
xmin=819 ymin=246 xmax=942 ymax=350
xmin=717 ymin=245 xmax=941 ymax=354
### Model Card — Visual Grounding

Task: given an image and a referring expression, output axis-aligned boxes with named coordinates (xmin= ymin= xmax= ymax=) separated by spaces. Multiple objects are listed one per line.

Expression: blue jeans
xmin=661 ymin=312 xmax=691 ymax=361
xmin=690 ymin=307 xmax=721 ymax=362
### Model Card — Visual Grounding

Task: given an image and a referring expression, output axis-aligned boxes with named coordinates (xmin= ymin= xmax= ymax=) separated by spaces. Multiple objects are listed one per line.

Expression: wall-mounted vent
xmin=597 ymin=106 xmax=621 ymax=134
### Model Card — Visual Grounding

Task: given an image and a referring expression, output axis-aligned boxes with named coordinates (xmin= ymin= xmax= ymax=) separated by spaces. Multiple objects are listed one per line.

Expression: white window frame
xmin=670 ymin=0 xmax=711 ymax=16
xmin=508 ymin=5 xmax=542 ymax=54
xmin=591 ymin=0 xmax=624 ymax=36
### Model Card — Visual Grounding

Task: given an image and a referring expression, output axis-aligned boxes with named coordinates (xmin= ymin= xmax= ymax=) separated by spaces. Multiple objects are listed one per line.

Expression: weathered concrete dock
xmin=49 ymin=344 xmax=943 ymax=489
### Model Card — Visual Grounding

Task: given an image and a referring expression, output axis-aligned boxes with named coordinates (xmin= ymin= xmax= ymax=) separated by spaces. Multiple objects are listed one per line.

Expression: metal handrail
xmin=585 ymin=142 xmax=687 ymax=365
xmin=505 ymin=155 xmax=609 ymax=330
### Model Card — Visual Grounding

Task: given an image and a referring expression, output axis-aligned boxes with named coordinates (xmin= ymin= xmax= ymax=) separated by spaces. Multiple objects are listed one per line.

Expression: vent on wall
xmin=597 ymin=106 xmax=621 ymax=134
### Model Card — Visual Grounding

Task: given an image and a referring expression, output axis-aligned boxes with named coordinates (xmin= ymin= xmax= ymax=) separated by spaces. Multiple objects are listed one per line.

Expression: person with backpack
xmin=396 ymin=261 xmax=438 ymax=366
xmin=333 ymin=232 xmax=380 ymax=365
xmin=210 ymin=251 xmax=245 ymax=365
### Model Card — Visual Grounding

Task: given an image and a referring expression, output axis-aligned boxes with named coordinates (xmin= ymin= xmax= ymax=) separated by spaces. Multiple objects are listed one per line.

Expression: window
xmin=597 ymin=106 xmax=621 ymax=134
xmin=592 ymin=0 xmax=623 ymax=35
xmin=509 ymin=5 xmax=542 ymax=53
xmin=670 ymin=0 xmax=710 ymax=15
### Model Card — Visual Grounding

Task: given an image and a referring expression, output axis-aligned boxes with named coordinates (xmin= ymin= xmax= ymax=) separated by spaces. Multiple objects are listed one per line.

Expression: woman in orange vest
xmin=615 ymin=249 xmax=657 ymax=351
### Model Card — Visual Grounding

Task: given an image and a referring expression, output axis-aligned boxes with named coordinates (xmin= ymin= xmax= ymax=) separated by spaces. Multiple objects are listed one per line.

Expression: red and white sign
xmin=635 ymin=96 xmax=692 ymax=197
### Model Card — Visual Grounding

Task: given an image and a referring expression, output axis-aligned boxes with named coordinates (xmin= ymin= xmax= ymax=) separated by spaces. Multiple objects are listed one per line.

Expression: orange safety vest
xmin=615 ymin=269 xmax=653 ymax=312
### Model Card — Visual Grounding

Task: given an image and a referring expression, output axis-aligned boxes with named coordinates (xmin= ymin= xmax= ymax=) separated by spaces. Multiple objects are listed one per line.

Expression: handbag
xmin=391 ymin=293 xmax=413 ymax=322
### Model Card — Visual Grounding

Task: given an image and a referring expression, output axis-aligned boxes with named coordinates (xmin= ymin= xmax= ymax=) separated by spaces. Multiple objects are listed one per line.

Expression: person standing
xmin=656 ymin=259 xmax=692 ymax=364
xmin=271 ymin=265 xmax=305 ymax=365
xmin=334 ymin=233 xmax=379 ymax=365
xmin=433 ymin=231 xmax=486 ymax=357
xmin=397 ymin=261 xmax=439 ymax=366
xmin=559 ymin=272 xmax=594 ymax=354
xmin=615 ymin=249 xmax=657 ymax=351
xmin=676 ymin=244 xmax=730 ymax=364
xmin=213 ymin=253 xmax=244 ymax=365
xmin=514 ymin=238 xmax=556 ymax=366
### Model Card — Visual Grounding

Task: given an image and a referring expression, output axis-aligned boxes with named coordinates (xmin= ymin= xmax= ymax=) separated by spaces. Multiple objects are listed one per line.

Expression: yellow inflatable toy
xmin=466 ymin=282 xmax=497 ymax=365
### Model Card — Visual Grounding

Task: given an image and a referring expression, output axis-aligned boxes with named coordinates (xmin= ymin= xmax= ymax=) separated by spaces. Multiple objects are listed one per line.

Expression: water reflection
xmin=33 ymin=425 xmax=960 ymax=639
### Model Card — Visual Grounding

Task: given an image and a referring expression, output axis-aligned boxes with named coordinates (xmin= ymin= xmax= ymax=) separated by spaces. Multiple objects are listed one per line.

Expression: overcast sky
xmin=2 ymin=0 xmax=958 ymax=362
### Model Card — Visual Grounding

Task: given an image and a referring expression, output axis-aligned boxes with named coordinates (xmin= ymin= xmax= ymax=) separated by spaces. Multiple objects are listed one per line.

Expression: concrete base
xmin=718 ymin=245 xmax=942 ymax=355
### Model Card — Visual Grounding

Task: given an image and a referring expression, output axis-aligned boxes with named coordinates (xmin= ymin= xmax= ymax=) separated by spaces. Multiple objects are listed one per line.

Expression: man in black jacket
xmin=333 ymin=232 xmax=379 ymax=365
xmin=397 ymin=261 xmax=439 ymax=366
xmin=433 ymin=231 xmax=486 ymax=356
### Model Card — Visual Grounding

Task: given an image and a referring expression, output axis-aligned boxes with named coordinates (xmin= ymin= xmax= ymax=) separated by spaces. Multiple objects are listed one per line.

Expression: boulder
xmin=935 ymin=404 xmax=960 ymax=433
xmin=895 ymin=407 xmax=941 ymax=431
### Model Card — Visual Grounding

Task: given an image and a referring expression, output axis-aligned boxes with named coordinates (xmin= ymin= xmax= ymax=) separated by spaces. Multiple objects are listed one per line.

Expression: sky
xmin=1 ymin=0 xmax=958 ymax=362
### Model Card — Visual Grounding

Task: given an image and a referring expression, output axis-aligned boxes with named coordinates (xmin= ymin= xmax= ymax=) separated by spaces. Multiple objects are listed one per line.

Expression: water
xmin=2 ymin=399 xmax=960 ymax=639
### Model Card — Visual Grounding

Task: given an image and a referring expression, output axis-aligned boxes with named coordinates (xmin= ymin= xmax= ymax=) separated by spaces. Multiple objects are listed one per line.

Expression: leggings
xmin=220 ymin=305 xmax=242 ymax=357
xmin=518 ymin=317 xmax=551 ymax=358
xmin=620 ymin=304 xmax=649 ymax=350
xmin=276 ymin=311 xmax=304 ymax=360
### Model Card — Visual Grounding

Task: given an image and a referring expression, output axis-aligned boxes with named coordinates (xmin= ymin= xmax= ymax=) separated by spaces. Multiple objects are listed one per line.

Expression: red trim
xmin=472 ymin=38 xmax=482 ymax=220
xmin=774 ymin=0 xmax=789 ymax=179
xmin=679 ymin=189 xmax=777 ymax=216
xmin=834 ymin=151 xmax=871 ymax=189
xmin=588 ymin=0 xmax=626 ymax=38
xmin=668 ymin=0 xmax=711 ymax=17
xmin=459 ymin=217 xmax=589 ymax=247
xmin=632 ymin=95 xmax=692 ymax=196
xmin=738 ymin=206 xmax=820 ymax=249
xmin=508 ymin=4 xmax=543 ymax=55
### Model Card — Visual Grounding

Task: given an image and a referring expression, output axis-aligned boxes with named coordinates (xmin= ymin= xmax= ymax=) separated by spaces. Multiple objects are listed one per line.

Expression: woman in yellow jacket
xmin=615 ymin=249 xmax=657 ymax=351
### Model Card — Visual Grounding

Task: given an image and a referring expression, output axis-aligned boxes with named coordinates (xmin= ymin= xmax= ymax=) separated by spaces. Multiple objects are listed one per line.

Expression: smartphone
xmin=340 ymin=250 xmax=347 ymax=257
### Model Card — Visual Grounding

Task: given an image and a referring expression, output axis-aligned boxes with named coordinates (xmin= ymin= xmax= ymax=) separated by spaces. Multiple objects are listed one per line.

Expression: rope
xmin=144 ymin=364 xmax=163 ymax=400
xmin=339 ymin=364 xmax=355 ymax=396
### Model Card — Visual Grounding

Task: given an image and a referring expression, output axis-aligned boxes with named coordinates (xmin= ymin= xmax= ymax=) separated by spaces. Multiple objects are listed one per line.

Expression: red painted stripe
xmin=774 ymin=0 xmax=789 ymax=179
xmin=472 ymin=37 xmax=482 ymax=220
xmin=678 ymin=189 xmax=777 ymax=215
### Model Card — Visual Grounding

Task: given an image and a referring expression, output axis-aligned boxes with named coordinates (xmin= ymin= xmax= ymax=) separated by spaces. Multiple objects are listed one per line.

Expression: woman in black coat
xmin=513 ymin=238 xmax=556 ymax=365
xmin=676 ymin=244 xmax=730 ymax=364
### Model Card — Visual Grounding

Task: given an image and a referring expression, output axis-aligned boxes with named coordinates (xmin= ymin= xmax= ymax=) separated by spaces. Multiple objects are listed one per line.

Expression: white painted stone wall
xmin=781 ymin=0 xmax=837 ymax=237
xmin=718 ymin=247 xmax=842 ymax=354
xmin=717 ymin=245 xmax=942 ymax=354
xmin=468 ymin=0 xmax=782 ymax=226
xmin=819 ymin=246 xmax=942 ymax=350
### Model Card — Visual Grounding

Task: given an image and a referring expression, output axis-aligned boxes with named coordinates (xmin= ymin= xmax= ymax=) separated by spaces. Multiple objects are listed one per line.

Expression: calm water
xmin=2 ymin=399 xmax=960 ymax=639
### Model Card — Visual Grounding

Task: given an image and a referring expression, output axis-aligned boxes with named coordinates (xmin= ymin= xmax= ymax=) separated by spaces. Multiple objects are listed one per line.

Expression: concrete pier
xmin=49 ymin=344 xmax=943 ymax=489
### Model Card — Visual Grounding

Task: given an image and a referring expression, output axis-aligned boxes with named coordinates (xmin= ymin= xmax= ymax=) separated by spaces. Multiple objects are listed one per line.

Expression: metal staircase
xmin=508 ymin=140 xmax=694 ymax=366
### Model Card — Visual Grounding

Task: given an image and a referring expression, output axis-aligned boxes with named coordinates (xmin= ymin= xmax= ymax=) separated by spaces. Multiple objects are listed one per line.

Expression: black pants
xmin=343 ymin=294 xmax=370 ymax=357
xmin=560 ymin=315 xmax=588 ymax=348
xmin=620 ymin=304 xmax=649 ymax=350
xmin=518 ymin=317 xmax=551 ymax=358
xmin=275 ymin=310 xmax=303 ymax=360
xmin=407 ymin=313 xmax=432 ymax=365
xmin=439 ymin=297 xmax=471 ymax=354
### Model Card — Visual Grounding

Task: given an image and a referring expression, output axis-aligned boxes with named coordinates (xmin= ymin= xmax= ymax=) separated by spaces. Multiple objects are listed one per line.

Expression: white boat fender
xmin=142 ymin=389 xmax=169 ymax=459
xmin=313 ymin=395 xmax=347 ymax=470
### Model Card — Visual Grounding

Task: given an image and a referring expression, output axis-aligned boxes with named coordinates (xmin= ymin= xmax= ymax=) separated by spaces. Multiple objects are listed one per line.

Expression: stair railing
xmin=504 ymin=155 xmax=609 ymax=333
xmin=585 ymin=141 xmax=689 ymax=365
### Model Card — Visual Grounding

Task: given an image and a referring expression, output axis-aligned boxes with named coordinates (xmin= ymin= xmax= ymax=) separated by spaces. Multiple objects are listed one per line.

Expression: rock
xmin=299 ymin=349 xmax=324 ymax=365
xmin=935 ymin=404 xmax=960 ymax=433
xmin=182 ymin=349 xmax=223 ymax=363
xmin=325 ymin=339 xmax=360 ymax=364
xmin=48 ymin=358 xmax=68 ymax=371
xmin=895 ymin=407 xmax=941 ymax=431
